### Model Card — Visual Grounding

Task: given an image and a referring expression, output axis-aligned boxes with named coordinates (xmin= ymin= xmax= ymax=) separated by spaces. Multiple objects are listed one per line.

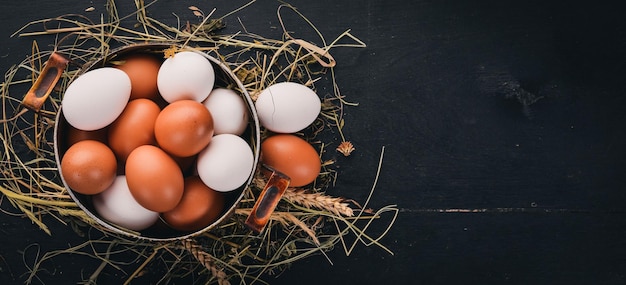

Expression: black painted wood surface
xmin=1 ymin=1 xmax=625 ymax=284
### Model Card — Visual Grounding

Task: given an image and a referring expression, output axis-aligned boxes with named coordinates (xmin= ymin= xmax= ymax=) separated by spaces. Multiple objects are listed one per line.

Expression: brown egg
xmin=154 ymin=100 xmax=214 ymax=157
xmin=60 ymin=140 xmax=117 ymax=195
xmin=260 ymin=134 xmax=321 ymax=187
xmin=115 ymin=54 xmax=162 ymax=100
xmin=162 ymin=176 xmax=225 ymax=231
xmin=108 ymin=98 xmax=160 ymax=162
xmin=125 ymin=145 xmax=184 ymax=212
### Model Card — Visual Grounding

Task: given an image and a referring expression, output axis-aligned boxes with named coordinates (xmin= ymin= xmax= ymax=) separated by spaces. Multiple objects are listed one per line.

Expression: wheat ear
xmin=253 ymin=177 xmax=354 ymax=217
xmin=283 ymin=189 xmax=354 ymax=217
xmin=181 ymin=239 xmax=230 ymax=285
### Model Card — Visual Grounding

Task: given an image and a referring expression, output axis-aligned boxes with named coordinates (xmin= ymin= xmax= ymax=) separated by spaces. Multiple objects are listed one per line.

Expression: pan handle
xmin=245 ymin=167 xmax=290 ymax=233
xmin=22 ymin=52 xmax=69 ymax=112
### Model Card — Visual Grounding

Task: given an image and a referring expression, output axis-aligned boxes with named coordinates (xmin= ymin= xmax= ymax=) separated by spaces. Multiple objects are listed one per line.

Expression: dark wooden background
xmin=2 ymin=0 xmax=625 ymax=284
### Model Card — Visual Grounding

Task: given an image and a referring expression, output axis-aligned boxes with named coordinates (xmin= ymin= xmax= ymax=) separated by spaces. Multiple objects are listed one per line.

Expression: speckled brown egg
xmin=115 ymin=54 xmax=162 ymax=101
xmin=60 ymin=140 xmax=117 ymax=195
xmin=108 ymin=98 xmax=160 ymax=162
xmin=260 ymin=134 xmax=321 ymax=187
xmin=162 ymin=176 xmax=225 ymax=231
xmin=125 ymin=145 xmax=184 ymax=212
xmin=154 ymin=100 xmax=214 ymax=157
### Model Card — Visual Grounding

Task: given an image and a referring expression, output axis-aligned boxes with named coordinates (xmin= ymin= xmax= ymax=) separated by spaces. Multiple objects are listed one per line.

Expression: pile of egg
xmin=59 ymin=49 xmax=323 ymax=234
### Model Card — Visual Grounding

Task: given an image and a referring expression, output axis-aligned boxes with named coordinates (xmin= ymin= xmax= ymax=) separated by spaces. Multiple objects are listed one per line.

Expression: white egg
xmin=196 ymin=134 xmax=254 ymax=192
xmin=62 ymin=67 xmax=131 ymax=131
xmin=203 ymin=88 xmax=249 ymax=135
xmin=255 ymin=82 xmax=321 ymax=133
xmin=157 ymin=51 xmax=215 ymax=103
xmin=93 ymin=175 xmax=159 ymax=231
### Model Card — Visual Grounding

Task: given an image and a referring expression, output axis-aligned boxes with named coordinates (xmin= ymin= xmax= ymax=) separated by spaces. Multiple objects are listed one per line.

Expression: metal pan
xmin=33 ymin=43 xmax=287 ymax=241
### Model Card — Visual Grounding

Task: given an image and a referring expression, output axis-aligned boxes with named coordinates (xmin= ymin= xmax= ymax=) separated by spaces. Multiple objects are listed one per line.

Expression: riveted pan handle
xmin=245 ymin=166 xmax=291 ymax=233
xmin=22 ymin=52 xmax=69 ymax=112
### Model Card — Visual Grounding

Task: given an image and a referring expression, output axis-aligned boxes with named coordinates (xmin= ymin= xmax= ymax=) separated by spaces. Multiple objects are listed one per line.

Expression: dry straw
xmin=1 ymin=0 xmax=398 ymax=284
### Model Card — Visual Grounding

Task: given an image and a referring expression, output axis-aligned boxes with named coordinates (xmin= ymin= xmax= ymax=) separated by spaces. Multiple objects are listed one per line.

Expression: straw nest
xmin=0 ymin=1 xmax=398 ymax=284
